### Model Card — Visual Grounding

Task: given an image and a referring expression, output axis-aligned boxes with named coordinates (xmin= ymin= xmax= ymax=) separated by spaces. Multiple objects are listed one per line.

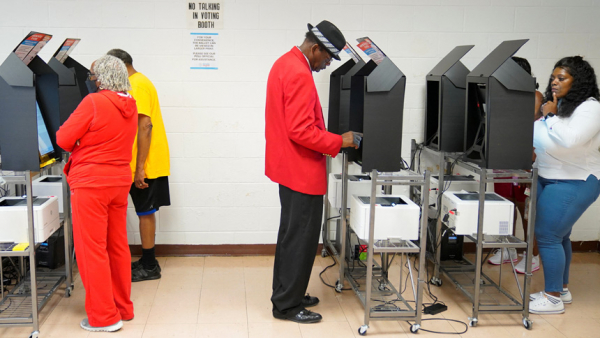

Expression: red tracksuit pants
xmin=71 ymin=185 xmax=134 ymax=327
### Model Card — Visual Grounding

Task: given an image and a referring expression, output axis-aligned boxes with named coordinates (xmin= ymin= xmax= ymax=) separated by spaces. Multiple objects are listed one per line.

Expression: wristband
xmin=353 ymin=133 xmax=363 ymax=147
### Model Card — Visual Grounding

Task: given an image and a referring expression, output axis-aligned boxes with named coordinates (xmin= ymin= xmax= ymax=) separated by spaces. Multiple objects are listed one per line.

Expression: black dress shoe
xmin=301 ymin=294 xmax=319 ymax=307
xmin=273 ymin=309 xmax=322 ymax=324
xmin=132 ymin=264 xmax=161 ymax=282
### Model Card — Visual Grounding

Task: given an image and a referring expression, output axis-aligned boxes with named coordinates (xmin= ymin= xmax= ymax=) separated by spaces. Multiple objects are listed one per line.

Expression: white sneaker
xmin=560 ymin=289 xmax=572 ymax=304
xmin=529 ymin=292 xmax=564 ymax=314
xmin=487 ymin=248 xmax=517 ymax=265
xmin=80 ymin=318 xmax=123 ymax=332
xmin=530 ymin=290 xmax=572 ymax=304
xmin=515 ymin=254 xmax=540 ymax=274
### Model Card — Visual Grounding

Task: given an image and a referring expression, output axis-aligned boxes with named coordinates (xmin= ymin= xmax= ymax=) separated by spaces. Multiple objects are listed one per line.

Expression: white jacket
xmin=533 ymin=98 xmax=600 ymax=180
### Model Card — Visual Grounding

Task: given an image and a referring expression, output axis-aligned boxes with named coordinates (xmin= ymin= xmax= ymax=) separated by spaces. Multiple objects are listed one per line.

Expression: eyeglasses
xmin=320 ymin=48 xmax=332 ymax=64
xmin=87 ymin=72 xmax=97 ymax=80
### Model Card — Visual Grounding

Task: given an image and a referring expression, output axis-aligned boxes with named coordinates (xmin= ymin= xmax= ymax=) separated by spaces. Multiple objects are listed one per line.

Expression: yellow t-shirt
xmin=129 ymin=72 xmax=170 ymax=180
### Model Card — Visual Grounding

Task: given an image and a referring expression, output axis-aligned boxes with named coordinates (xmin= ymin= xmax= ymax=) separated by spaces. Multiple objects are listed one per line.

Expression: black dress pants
xmin=271 ymin=184 xmax=323 ymax=316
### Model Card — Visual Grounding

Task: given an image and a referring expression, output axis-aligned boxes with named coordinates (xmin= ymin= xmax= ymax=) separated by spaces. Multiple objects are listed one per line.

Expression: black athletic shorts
xmin=129 ymin=176 xmax=171 ymax=216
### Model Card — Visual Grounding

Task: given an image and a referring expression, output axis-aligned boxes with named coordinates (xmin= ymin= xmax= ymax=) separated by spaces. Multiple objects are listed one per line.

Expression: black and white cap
xmin=307 ymin=21 xmax=346 ymax=61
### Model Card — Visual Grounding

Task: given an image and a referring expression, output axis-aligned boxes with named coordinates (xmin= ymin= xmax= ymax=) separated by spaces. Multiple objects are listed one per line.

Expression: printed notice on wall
xmin=191 ymin=33 xmax=218 ymax=70
xmin=187 ymin=2 xmax=223 ymax=30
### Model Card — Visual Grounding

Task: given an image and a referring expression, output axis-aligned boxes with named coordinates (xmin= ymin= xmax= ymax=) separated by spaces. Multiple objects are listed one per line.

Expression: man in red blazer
xmin=265 ymin=20 xmax=361 ymax=324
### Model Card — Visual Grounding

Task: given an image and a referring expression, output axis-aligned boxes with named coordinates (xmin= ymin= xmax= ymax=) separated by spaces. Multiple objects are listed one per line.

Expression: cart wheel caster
xmin=321 ymin=249 xmax=328 ymax=258
xmin=410 ymin=324 xmax=420 ymax=334
xmin=468 ymin=318 xmax=478 ymax=327
xmin=29 ymin=331 xmax=39 ymax=338
xmin=335 ymin=280 xmax=343 ymax=293
xmin=430 ymin=277 xmax=442 ymax=287
xmin=358 ymin=325 xmax=368 ymax=335
xmin=523 ymin=318 xmax=533 ymax=330
xmin=65 ymin=287 xmax=72 ymax=298
xmin=71 ymin=283 xmax=75 ymax=290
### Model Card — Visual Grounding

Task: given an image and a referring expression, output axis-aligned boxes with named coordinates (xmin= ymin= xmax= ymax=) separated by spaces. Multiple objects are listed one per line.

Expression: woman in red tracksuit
xmin=57 ymin=55 xmax=138 ymax=332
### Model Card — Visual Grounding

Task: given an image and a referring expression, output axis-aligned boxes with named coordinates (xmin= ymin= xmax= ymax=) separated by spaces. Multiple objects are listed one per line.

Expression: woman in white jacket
xmin=529 ymin=56 xmax=600 ymax=314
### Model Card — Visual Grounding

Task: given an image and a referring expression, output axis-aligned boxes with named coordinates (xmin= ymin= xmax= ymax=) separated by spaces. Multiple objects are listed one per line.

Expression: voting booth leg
xmin=322 ymin=156 xmax=332 ymax=258
xmin=62 ymin=153 xmax=74 ymax=296
xmin=336 ymin=152 xmax=350 ymax=292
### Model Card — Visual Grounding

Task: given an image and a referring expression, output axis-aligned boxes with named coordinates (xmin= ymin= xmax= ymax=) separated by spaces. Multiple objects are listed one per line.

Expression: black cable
xmin=406 ymin=318 xmax=468 ymax=335
xmin=353 ymin=251 xmax=469 ymax=334
xmin=409 ymin=142 xmax=424 ymax=173
xmin=399 ymin=255 xmax=417 ymax=296
xmin=345 ymin=232 xmax=366 ymax=283
xmin=0 ymin=297 xmax=12 ymax=314
xmin=2 ymin=257 xmax=19 ymax=291
xmin=417 ymin=147 xmax=424 ymax=173
xmin=401 ymin=157 xmax=410 ymax=170
xmin=319 ymin=255 xmax=351 ymax=291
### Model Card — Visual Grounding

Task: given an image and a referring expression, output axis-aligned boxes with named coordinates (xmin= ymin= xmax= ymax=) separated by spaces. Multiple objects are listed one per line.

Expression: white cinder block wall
xmin=1 ymin=0 xmax=600 ymax=244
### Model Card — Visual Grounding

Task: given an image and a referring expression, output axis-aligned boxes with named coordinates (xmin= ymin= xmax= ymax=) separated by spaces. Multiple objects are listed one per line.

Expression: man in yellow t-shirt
xmin=107 ymin=49 xmax=170 ymax=282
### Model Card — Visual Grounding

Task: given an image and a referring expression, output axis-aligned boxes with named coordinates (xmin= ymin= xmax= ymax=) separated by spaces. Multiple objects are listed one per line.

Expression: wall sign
xmin=187 ymin=2 xmax=223 ymax=30
xmin=190 ymin=32 xmax=218 ymax=70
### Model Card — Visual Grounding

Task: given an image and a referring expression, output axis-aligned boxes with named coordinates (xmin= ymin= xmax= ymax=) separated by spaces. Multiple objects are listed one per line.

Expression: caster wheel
xmin=335 ymin=281 xmax=343 ymax=293
xmin=469 ymin=320 xmax=478 ymax=327
xmin=321 ymin=249 xmax=328 ymax=258
xmin=523 ymin=318 xmax=533 ymax=330
xmin=430 ymin=277 xmax=442 ymax=287
xmin=29 ymin=331 xmax=39 ymax=338
xmin=65 ymin=287 xmax=71 ymax=298
xmin=410 ymin=324 xmax=420 ymax=334
xmin=71 ymin=283 xmax=75 ymax=290
xmin=358 ymin=325 xmax=368 ymax=336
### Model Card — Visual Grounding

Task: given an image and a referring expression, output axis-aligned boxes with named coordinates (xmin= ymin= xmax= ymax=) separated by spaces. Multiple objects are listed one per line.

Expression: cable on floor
xmin=319 ymin=255 xmax=351 ymax=291
xmin=406 ymin=318 xmax=468 ymax=335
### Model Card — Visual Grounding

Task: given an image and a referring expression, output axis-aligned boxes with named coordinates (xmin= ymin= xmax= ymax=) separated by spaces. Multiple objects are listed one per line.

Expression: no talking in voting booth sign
xmin=187 ymin=2 xmax=223 ymax=29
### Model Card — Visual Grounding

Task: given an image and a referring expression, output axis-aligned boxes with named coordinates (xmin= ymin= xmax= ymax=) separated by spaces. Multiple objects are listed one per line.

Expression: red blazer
xmin=265 ymin=47 xmax=343 ymax=195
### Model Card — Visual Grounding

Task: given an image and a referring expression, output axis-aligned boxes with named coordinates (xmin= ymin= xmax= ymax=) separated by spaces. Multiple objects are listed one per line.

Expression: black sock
xmin=141 ymin=247 xmax=157 ymax=269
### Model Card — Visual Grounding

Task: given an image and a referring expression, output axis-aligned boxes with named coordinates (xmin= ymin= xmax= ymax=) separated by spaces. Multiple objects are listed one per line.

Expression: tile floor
xmin=1 ymin=252 xmax=599 ymax=338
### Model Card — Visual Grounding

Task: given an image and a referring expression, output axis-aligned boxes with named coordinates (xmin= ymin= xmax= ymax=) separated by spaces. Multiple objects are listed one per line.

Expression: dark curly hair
xmin=543 ymin=56 xmax=600 ymax=117
xmin=512 ymin=56 xmax=539 ymax=89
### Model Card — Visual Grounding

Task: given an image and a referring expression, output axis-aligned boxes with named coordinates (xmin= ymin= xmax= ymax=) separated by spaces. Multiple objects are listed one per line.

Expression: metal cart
xmin=415 ymin=141 xmax=537 ymax=330
xmin=0 ymin=164 xmax=74 ymax=338
xmin=322 ymin=152 xmax=431 ymax=335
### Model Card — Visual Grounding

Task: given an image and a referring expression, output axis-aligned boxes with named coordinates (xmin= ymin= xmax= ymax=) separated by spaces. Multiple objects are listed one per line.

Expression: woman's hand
xmin=541 ymin=92 xmax=558 ymax=117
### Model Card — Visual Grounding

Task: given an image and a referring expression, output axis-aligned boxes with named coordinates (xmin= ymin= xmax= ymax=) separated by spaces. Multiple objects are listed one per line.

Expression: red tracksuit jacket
xmin=57 ymin=90 xmax=138 ymax=189
xmin=265 ymin=47 xmax=343 ymax=195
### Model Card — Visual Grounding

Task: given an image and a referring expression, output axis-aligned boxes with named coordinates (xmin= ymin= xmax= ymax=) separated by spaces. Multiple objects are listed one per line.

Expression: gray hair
xmin=92 ymin=55 xmax=131 ymax=92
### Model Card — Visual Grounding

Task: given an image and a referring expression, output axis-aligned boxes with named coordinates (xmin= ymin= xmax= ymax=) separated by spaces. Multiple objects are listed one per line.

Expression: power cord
xmin=406 ymin=318 xmax=468 ymax=335
xmin=319 ymin=255 xmax=351 ymax=291
xmin=0 ymin=297 xmax=12 ymax=314
xmin=0 ymin=184 xmax=8 ymax=198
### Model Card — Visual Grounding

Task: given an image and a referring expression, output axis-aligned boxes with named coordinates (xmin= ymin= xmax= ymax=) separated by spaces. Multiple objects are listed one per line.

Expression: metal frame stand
xmin=0 ymin=166 xmax=73 ymax=338
xmin=322 ymin=153 xmax=431 ymax=335
xmin=414 ymin=140 xmax=537 ymax=330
